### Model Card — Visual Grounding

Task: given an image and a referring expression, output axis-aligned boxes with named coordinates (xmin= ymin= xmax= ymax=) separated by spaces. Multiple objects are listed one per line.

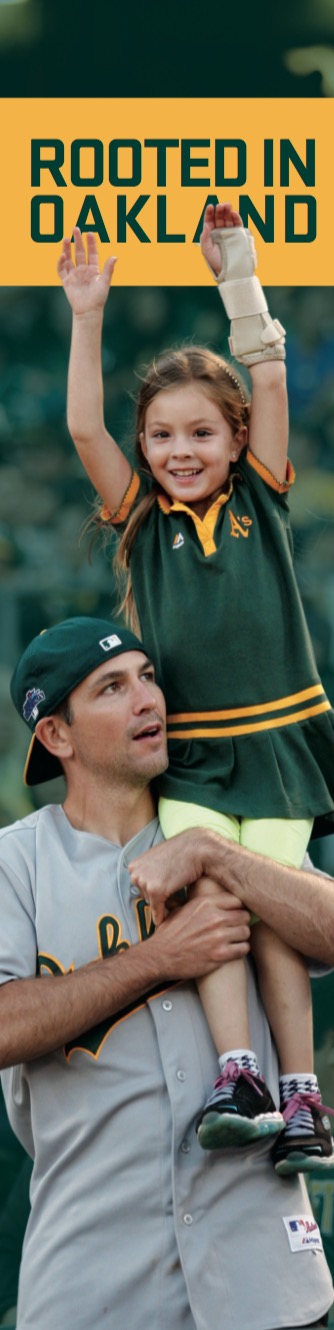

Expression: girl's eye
xmin=195 ymin=428 xmax=211 ymax=437
xmin=153 ymin=431 xmax=169 ymax=440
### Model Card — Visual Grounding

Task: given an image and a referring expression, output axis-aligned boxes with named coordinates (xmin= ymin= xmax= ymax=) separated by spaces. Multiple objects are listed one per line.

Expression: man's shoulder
xmin=0 ymin=805 xmax=62 ymax=864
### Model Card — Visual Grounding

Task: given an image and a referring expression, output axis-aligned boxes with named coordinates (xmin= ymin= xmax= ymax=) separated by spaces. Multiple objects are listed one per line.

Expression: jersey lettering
xmin=98 ymin=914 xmax=130 ymax=958
xmin=229 ymin=511 xmax=252 ymax=538
xmin=38 ymin=902 xmax=164 ymax=1060
xmin=134 ymin=898 xmax=155 ymax=941
xmin=38 ymin=953 xmax=74 ymax=976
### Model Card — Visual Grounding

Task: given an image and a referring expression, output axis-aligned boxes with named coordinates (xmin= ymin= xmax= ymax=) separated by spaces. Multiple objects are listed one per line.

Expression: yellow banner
xmin=1 ymin=97 xmax=333 ymax=285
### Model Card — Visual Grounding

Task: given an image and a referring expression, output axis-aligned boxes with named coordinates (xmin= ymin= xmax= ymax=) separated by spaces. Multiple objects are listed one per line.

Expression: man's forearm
xmin=0 ymin=939 xmax=164 ymax=1068
xmin=0 ymin=894 xmax=250 ymax=1067
xmin=203 ymin=834 xmax=334 ymax=960
xmin=130 ymin=830 xmax=334 ymax=963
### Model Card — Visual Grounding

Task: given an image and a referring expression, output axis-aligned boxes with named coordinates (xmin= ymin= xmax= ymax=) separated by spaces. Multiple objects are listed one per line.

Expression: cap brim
xmin=24 ymin=733 xmax=64 ymax=787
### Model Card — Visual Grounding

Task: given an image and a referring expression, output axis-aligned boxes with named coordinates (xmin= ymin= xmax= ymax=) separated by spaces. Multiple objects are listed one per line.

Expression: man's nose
xmin=132 ymin=680 xmax=157 ymax=712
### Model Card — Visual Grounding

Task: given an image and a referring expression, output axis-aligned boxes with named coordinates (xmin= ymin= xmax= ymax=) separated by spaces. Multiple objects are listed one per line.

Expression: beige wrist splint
xmin=211 ymin=227 xmax=285 ymax=366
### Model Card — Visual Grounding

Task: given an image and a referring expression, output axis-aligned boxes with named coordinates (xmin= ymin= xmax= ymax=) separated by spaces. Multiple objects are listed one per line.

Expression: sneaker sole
xmin=275 ymin=1149 xmax=334 ymax=1177
xmin=198 ymin=1110 xmax=284 ymax=1151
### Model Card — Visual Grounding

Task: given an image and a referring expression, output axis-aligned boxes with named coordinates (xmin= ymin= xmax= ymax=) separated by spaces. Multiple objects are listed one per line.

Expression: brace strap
xmin=209 ymin=226 xmax=286 ymax=365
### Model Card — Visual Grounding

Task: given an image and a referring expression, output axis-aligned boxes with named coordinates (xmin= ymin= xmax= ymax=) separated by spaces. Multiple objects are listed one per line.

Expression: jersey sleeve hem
xmin=98 ymin=470 xmax=141 ymax=526
xmin=246 ymin=447 xmax=295 ymax=493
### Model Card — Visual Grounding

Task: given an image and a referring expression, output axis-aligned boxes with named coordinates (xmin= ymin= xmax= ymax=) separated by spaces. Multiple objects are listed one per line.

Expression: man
xmin=0 ymin=615 xmax=333 ymax=1330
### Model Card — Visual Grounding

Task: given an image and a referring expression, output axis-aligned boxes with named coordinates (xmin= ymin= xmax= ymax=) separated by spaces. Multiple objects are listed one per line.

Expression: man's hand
xmin=200 ymin=201 xmax=243 ymax=277
xmin=129 ymin=830 xmax=206 ymax=907
xmin=151 ymin=893 xmax=250 ymax=979
xmin=57 ymin=228 xmax=116 ymax=316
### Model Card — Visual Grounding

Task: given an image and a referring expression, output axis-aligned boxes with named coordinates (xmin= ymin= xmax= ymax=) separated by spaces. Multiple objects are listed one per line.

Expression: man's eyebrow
xmin=88 ymin=658 xmax=154 ymax=690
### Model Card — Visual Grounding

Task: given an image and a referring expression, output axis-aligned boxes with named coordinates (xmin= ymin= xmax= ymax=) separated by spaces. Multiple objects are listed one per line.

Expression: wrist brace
xmin=211 ymin=226 xmax=285 ymax=366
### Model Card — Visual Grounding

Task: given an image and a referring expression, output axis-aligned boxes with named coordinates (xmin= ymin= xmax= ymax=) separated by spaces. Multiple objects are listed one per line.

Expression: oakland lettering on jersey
xmin=38 ymin=902 xmax=163 ymax=1059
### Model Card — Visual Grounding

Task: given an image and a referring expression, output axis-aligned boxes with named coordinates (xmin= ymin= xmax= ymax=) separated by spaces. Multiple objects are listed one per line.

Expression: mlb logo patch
xmin=283 ymin=1215 xmax=323 ymax=1253
xmin=99 ymin=635 xmax=122 ymax=652
xmin=23 ymin=687 xmax=46 ymax=722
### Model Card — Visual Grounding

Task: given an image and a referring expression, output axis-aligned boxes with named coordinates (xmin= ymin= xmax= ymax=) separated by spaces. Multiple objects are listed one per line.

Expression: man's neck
xmin=62 ymin=780 xmax=157 ymax=847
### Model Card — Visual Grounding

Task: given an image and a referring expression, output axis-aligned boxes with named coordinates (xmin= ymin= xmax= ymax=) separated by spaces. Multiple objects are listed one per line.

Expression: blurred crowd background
xmin=0 ymin=0 xmax=334 ymax=96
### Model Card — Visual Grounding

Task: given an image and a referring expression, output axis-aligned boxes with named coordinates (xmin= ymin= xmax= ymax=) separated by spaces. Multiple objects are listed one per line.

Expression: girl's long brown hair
xmin=112 ymin=347 xmax=250 ymax=630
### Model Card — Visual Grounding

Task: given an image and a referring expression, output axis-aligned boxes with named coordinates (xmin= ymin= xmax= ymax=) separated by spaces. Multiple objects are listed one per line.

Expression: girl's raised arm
xmin=200 ymin=204 xmax=288 ymax=484
xmin=58 ymin=229 xmax=132 ymax=513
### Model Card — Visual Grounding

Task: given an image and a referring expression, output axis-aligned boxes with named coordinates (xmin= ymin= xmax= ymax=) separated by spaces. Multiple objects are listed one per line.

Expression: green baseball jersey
xmin=105 ymin=449 xmax=334 ymax=825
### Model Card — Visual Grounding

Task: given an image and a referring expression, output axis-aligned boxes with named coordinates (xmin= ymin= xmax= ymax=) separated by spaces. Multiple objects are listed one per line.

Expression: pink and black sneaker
xmin=197 ymin=1058 xmax=284 ymax=1151
xmin=272 ymin=1083 xmax=334 ymax=1176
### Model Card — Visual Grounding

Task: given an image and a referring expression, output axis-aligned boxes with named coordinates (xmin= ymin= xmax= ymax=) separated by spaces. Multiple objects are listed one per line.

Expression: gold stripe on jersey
xmin=99 ymin=470 xmax=140 ymax=525
xmin=247 ymin=449 xmax=295 ymax=492
xmin=167 ymin=685 xmax=330 ymax=739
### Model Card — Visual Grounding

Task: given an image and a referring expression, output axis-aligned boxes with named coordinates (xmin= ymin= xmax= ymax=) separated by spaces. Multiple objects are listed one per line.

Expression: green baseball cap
xmin=11 ymin=616 xmax=149 ymax=786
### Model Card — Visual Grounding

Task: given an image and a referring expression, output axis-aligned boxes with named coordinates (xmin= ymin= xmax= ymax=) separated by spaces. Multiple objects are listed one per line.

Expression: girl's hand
xmin=57 ymin=228 xmax=117 ymax=316
xmin=200 ymin=201 xmax=243 ymax=276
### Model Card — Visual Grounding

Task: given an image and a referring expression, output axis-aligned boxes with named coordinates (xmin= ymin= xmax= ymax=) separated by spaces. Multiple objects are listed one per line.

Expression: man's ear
xmin=35 ymin=714 xmax=74 ymax=764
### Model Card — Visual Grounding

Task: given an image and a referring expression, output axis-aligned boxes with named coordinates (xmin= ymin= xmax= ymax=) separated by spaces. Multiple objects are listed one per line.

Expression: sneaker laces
xmin=282 ymin=1090 xmax=333 ymax=1138
xmin=207 ymin=1059 xmax=263 ymax=1107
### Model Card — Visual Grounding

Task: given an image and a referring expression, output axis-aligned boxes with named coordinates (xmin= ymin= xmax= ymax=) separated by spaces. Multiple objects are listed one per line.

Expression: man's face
xmin=58 ymin=651 xmax=168 ymax=788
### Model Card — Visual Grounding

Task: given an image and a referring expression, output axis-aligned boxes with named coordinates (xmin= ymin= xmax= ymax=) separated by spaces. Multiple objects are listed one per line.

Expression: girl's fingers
xmin=102 ymin=256 xmax=117 ymax=284
xmin=57 ymin=237 xmax=73 ymax=278
xmin=73 ymin=227 xmax=86 ymax=265
xmin=215 ymin=202 xmax=242 ymax=228
xmin=86 ymin=231 xmax=100 ymax=265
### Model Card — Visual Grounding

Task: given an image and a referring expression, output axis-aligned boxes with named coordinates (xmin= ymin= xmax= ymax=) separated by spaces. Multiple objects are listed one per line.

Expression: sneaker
xmin=197 ymin=1059 xmax=284 ymax=1151
xmin=272 ymin=1090 xmax=334 ymax=1176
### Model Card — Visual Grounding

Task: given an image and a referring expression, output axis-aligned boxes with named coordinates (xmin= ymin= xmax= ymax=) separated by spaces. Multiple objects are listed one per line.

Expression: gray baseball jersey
xmin=0 ymin=805 xmax=332 ymax=1330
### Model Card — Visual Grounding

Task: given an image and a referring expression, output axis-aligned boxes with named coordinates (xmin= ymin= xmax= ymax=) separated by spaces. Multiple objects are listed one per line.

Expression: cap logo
xmin=99 ymin=634 xmax=122 ymax=652
xmin=23 ymin=687 xmax=46 ymax=723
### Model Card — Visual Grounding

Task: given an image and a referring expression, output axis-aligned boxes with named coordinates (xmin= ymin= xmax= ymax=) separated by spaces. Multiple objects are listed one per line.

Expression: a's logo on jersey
xmin=229 ymin=512 xmax=253 ymax=539
xmin=22 ymin=687 xmax=46 ymax=722
xmin=99 ymin=634 xmax=122 ymax=651
xmin=172 ymin=533 xmax=184 ymax=550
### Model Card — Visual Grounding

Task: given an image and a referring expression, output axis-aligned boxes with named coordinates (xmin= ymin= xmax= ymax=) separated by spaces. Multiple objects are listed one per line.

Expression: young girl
xmin=58 ymin=204 xmax=334 ymax=1174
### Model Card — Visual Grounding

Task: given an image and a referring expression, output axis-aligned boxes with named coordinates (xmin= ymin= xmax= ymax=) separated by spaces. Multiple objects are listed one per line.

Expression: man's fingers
xmin=151 ymin=902 xmax=168 ymax=928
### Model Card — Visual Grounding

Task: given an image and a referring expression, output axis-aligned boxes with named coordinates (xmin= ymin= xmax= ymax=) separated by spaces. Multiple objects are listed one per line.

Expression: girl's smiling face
xmin=140 ymin=381 xmax=246 ymax=513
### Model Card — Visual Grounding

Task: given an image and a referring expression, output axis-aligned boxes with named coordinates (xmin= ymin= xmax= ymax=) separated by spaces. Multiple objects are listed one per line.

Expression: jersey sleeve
xmin=241 ymin=447 xmax=295 ymax=506
xmin=0 ymin=855 xmax=37 ymax=985
xmin=97 ymin=468 xmax=153 ymax=535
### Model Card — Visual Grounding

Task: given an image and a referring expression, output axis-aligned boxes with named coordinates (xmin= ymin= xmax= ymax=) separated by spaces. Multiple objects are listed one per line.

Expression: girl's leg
xmin=159 ymin=799 xmax=251 ymax=1050
xmin=159 ymin=799 xmax=284 ymax=1149
xmin=240 ymin=816 xmax=314 ymax=1073
xmin=250 ymin=919 xmax=313 ymax=1073
xmin=241 ymin=818 xmax=333 ymax=1173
